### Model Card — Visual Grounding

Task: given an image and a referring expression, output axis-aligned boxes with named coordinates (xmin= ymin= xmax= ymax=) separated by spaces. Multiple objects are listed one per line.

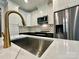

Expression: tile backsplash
xmin=19 ymin=24 xmax=54 ymax=33
xmin=9 ymin=24 xmax=19 ymax=35
xmin=48 ymin=24 xmax=54 ymax=33
xmin=19 ymin=26 xmax=31 ymax=33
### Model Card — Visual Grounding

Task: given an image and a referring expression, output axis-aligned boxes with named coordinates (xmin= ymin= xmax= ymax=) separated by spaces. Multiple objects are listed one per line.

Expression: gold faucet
xmin=3 ymin=11 xmax=25 ymax=48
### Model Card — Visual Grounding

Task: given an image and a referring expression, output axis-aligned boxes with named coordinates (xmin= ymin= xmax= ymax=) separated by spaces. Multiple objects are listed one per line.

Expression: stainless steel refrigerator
xmin=54 ymin=5 xmax=79 ymax=40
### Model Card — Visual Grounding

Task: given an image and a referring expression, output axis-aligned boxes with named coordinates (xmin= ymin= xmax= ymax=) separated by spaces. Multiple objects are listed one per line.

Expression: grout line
xmin=15 ymin=49 xmax=21 ymax=59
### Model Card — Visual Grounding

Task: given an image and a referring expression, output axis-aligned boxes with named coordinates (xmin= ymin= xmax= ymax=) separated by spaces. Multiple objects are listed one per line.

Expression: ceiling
xmin=10 ymin=0 xmax=52 ymax=12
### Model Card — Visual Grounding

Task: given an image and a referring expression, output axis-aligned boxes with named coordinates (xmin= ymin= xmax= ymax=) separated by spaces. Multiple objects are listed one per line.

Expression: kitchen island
xmin=0 ymin=35 xmax=79 ymax=59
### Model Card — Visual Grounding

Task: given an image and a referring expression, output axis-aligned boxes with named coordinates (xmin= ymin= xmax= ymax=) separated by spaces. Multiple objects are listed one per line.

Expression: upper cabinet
xmin=53 ymin=0 xmax=79 ymax=12
xmin=31 ymin=3 xmax=54 ymax=25
xmin=48 ymin=3 xmax=54 ymax=24
xmin=67 ymin=0 xmax=79 ymax=8
xmin=19 ymin=9 xmax=32 ymax=26
xmin=26 ymin=14 xmax=32 ymax=26
xmin=37 ymin=4 xmax=48 ymax=17
xmin=31 ymin=10 xmax=38 ymax=26
xmin=53 ymin=0 xmax=67 ymax=12
xmin=76 ymin=0 xmax=79 ymax=5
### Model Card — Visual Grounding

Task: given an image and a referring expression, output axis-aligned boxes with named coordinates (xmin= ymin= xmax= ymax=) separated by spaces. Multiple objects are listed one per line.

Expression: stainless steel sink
xmin=11 ymin=37 xmax=53 ymax=57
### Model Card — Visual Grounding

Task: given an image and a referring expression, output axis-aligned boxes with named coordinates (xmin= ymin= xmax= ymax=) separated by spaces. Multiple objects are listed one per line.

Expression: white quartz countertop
xmin=0 ymin=35 xmax=79 ymax=59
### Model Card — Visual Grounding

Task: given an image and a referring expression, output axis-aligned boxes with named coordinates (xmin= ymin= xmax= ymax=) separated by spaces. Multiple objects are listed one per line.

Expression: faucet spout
xmin=3 ymin=11 xmax=25 ymax=48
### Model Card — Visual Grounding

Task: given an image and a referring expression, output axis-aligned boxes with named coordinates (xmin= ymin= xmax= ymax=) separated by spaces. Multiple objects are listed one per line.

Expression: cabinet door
xmin=19 ymin=9 xmax=31 ymax=26
xmin=26 ymin=14 xmax=31 ymax=26
xmin=31 ymin=11 xmax=38 ymax=26
xmin=76 ymin=0 xmax=79 ymax=5
xmin=53 ymin=0 xmax=67 ymax=12
xmin=67 ymin=0 xmax=79 ymax=8
xmin=48 ymin=3 xmax=54 ymax=24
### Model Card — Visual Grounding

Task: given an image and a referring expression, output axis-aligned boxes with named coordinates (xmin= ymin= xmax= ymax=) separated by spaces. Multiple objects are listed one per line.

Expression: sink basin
xmin=11 ymin=37 xmax=53 ymax=57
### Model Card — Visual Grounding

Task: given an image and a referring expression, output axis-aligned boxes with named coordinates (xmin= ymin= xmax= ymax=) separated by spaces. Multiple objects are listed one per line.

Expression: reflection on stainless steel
xmin=73 ymin=6 xmax=79 ymax=40
xmin=65 ymin=10 xmax=69 ymax=39
xmin=54 ymin=10 xmax=67 ymax=39
xmin=3 ymin=11 xmax=25 ymax=48
xmin=54 ymin=5 xmax=79 ymax=40
xmin=74 ymin=6 xmax=79 ymax=40
xmin=36 ymin=40 xmax=44 ymax=57
xmin=12 ymin=37 xmax=53 ymax=57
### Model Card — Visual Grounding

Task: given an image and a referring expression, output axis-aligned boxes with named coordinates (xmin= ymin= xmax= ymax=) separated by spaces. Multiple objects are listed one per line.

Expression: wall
xmin=6 ymin=0 xmax=32 ymax=35
xmin=19 ymin=9 xmax=32 ymax=26
xmin=4 ymin=0 xmax=54 ymax=34
xmin=28 ymin=3 xmax=54 ymax=33
xmin=0 ymin=0 xmax=8 ymax=37
xmin=29 ymin=24 xmax=54 ymax=33
xmin=7 ymin=0 xmax=19 ymax=35
xmin=2 ymin=0 xmax=54 ymax=34
xmin=19 ymin=24 xmax=54 ymax=33
xmin=18 ymin=9 xmax=32 ymax=33
xmin=19 ymin=4 xmax=54 ymax=33
xmin=31 ymin=3 xmax=54 ymax=25
xmin=7 ymin=0 xmax=21 ymax=25
xmin=7 ymin=0 xmax=31 ymax=35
